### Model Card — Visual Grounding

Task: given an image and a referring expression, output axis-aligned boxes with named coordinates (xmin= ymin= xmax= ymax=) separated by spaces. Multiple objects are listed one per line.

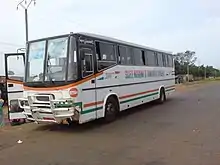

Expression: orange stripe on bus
xmin=23 ymin=72 xmax=103 ymax=91
xmin=7 ymin=79 xmax=23 ymax=85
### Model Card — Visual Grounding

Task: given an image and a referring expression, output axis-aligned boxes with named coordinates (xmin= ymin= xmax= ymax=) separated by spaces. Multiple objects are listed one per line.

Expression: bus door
xmin=4 ymin=53 xmax=26 ymax=123
xmin=80 ymin=45 xmax=97 ymax=120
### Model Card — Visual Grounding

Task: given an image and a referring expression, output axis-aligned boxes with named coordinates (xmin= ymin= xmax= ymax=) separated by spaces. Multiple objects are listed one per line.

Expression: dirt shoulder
xmin=175 ymin=79 xmax=220 ymax=92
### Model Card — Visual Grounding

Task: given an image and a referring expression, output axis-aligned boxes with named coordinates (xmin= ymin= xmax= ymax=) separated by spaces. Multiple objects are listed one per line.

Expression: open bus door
xmin=4 ymin=53 xmax=26 ymax=125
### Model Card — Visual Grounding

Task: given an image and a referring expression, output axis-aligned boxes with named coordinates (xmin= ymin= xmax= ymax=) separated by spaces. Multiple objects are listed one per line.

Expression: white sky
xmin=1 ymin=0 xmax=220 ymax=75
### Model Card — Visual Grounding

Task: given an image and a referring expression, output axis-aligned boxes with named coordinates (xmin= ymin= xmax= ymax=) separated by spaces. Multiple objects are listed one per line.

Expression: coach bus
xmin=18 ymin=32 xmax=175 ymax=125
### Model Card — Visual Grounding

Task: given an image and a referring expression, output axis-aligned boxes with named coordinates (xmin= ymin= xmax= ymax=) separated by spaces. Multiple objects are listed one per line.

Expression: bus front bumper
xmin=19 ymin=97 xmax=81 ymax=124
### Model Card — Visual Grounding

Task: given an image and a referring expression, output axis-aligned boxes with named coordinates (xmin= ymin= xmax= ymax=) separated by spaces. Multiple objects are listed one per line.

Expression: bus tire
xmin=66 ymin=118 xmax=73 ymax=126
xmin=104 ymin=96 xmax=119 ymax=123
xmin=158 ymin=88 xmax=166 ymax=104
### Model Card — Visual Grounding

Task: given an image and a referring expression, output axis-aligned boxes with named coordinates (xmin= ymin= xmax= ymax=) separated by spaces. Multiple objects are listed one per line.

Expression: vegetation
xmin=174 ymin=51 xmax=220 ymax=78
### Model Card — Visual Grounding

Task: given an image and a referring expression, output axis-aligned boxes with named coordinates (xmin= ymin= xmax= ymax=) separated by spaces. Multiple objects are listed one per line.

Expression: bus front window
xmin=26 ymin=36 xmax=78 ymax=84
xmin=26 ymin=40 xmax=46 ymax=82
xmin=45 ymin=37 xmax=68 ymax=82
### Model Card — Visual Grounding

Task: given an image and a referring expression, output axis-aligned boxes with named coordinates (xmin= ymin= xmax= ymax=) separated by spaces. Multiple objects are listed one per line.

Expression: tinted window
xmin=142 ymin=50 xmax=146 ymax=65
xmin=157 ymin=53 xmax=163 ymax=67
xmin=118 ymin=46 xmax=126 ymax=64
xmin=167 ymin=55 xmax=173 ymax=67
xmin=118 ymin=46 xmax=133 ymax=65
xmin=165 ymin=54 xmax=169 ymax=67
xmin=133 ymin=48 xmax=144 ymax=65
xmin=96 ymin=42 xmax=116 ymax=70
xmin=154 ymin=52 xmax=158 ymax=66
xmin=162 ymin=54 xmax=167 ymax=67
xmin=145 ymin=50 xmax=155 ymax=66
xmin=80 ymin=48 xmax=93 ymax=77
xmin=98 ymin=42 xmax=116 ymax=61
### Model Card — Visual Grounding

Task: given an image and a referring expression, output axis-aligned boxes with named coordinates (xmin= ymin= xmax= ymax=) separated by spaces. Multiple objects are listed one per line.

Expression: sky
xmin=0 ymin=0 xmax=220 ymax=75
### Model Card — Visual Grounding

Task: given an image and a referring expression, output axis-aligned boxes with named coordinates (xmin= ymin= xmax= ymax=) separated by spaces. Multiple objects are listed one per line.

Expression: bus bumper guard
xmin=18 ymin=95 xmax=80 ymax=124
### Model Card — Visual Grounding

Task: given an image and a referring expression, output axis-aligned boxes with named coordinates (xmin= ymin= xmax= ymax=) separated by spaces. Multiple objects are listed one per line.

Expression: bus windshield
xmin=26 ymin=36 xmax=78 ymax=83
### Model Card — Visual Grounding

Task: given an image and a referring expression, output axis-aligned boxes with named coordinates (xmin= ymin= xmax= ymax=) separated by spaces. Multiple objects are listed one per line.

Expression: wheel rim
xmin=106 ymin=103 xmax=115 ymax=116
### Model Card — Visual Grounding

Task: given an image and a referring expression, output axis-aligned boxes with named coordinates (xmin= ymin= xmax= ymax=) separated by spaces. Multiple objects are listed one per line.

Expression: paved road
xmin=1 ymin=82 xmax=220 ymax=165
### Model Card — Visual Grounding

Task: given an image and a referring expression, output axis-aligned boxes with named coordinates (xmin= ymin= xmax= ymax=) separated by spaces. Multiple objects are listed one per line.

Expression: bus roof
xmin=77 ymin=32 xmax=173 ymax=55
xmin=27 ymin=32 xmax=173 ymax=55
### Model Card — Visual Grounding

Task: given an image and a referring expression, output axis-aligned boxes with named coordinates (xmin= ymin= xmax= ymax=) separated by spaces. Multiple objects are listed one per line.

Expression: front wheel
xmin=104 ymin=97 xmax=119 ymax=123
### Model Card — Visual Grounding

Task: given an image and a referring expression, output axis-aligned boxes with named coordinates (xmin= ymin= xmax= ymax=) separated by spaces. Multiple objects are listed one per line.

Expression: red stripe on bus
xmin=84 ymin=101 xmax=104 ymax=108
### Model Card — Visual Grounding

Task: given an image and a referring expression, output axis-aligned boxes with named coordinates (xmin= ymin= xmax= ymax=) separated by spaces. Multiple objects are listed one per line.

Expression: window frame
xmin=154 ymin=52 xmax=159 ymax=66
xmin=133 ymin=48 xmax=145 ymax=66
xmin=80 ymin=47 xmax=94 ymax=78
xmin=167 ymin=54 xmax=174 ymax=67
xmin=145 ymin=50 xmax=155 ymax=66
xmin=118 ymin=45 xmax=134 ymax=66
xmin=162 ymin=53 xmax=167 ymax=67
xmin=77 ymin=34 xmax=172 ymax=69
xmin=95 ymin=40 xmax=117 ymax=72
xmin=157 ymin=52 xmax=163 ymax=67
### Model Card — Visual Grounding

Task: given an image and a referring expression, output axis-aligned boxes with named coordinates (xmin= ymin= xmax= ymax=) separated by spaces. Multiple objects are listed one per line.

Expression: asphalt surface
xmin=1 ymin=82 xmax=220 ymax=165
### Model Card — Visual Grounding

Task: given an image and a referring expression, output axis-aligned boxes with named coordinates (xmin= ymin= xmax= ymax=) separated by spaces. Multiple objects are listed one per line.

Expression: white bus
xmin=18 ymin=32 xmax=175 ymax=125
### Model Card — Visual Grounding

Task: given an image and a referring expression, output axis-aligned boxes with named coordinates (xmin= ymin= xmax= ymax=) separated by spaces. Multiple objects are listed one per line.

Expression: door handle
xmin=8 ymin=84 xmax=14 ymax=87
xmin=91 ymin=79 xmax=95 ymax=84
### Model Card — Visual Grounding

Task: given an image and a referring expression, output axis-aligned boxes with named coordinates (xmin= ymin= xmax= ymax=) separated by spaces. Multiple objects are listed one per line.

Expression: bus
xmin=18 ymin=32 xmax=175 ymax=125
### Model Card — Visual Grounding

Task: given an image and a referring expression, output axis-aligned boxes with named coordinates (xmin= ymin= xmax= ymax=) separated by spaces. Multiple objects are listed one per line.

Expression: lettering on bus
xmin=125 ymin=70 xmax=165 ymax=79
xmin=98 ymin=71 xmax=120 ymax=80
xmin=79 ymin=37 xmax=94 ymax=45
xmin=125 ymin=70 xmax=146 ymax=79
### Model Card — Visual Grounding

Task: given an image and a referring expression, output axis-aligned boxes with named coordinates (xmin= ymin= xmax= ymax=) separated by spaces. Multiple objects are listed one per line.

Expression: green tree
xmin=174 ymin=50 xmax=197 ymax=75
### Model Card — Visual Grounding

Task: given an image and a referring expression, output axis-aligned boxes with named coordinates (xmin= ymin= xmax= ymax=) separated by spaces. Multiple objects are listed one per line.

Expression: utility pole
xmin=17 ymin=0 xmax=36 ymax=43
xmin=197 ymin=59 xmax=200 ymax=78
xmin=187 ymin=64 xmax=189 ymax=82
xmin=184 ymin=50 xmax=195 ymax=82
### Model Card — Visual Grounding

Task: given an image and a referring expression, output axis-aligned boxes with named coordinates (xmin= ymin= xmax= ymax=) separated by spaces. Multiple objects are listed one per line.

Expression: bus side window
xmin=118 ymin=46 xmax=126 ymax=64
xmin=157 ymin=53 xmax=163 ymax=67
xmin=168 ymin=54 xmax=173 ymax=67
xmin=154 ymin=52 xmax=159 ymax=66
xmin=162 ymin=53 xmax=167 ymax=67
xmin=165 ymin=54 xmax=169 ymax=67
xmin=145 ymin=50 xmax=155 ymax=66
xmin=142 ymin=50 xmax=146 ymax=65
xmin=96 ymin=42 xmax=116 ymax=70
xmin=133 ymin=48 xmax=145 ymax=66
xmin=118 ymin=46 xmax=133 ymax=65
xmin=80 ymin=48 xmax=93 ymax=77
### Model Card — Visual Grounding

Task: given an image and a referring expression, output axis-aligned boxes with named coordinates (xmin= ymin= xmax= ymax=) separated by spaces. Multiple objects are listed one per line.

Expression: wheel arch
xmin=101 ymin=93 xmax=120 ymax=118
xmin=158 ymin=85 xmax=165 ymax=98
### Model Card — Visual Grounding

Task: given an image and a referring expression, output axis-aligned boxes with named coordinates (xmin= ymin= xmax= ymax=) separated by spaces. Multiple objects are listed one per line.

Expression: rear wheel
xmin=158 ymin=88 xmax=166 ymax=104
xmin=66 ymin=118 xmax=73 ymax=126
xmin=104 ymin=97 xmax=119 ymax=123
